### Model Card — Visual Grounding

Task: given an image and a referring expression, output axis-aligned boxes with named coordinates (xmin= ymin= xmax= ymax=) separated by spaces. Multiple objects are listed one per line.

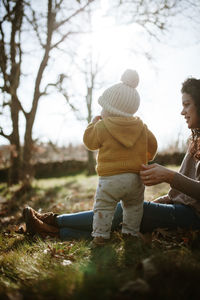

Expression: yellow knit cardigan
xmin=83 ymin=116 xmax=157 ymax=176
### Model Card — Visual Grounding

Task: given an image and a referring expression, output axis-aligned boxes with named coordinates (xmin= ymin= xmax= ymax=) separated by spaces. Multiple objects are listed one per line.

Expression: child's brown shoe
xmin=90 ymin=236 xmax=108 ymax=248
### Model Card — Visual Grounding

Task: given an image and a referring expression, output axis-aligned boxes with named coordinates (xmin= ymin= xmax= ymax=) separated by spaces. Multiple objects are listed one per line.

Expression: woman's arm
xmin=171 ymin=172 xmax=200 ymax=200
xmin=152 ymin=194 xmax=173 ymax=204
xmin=140 ymin=163 xmax=200 ymax=200
xmin=140 ymin=163 xmax=175 ymax=185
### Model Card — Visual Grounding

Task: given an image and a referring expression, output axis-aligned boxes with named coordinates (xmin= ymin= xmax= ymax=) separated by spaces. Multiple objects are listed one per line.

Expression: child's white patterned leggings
xmin=92 ymin=173 xmax=144 ymax=239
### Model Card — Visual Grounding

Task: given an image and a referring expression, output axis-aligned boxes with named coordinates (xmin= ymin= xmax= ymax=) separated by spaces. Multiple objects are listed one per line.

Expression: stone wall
xmin=0 ymin=152 xmax=185 ymax=183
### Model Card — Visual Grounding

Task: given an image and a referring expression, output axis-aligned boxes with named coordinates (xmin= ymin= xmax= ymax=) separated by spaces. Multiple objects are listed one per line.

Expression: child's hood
xmin=102 ymin=116 xmax=146 ymax=148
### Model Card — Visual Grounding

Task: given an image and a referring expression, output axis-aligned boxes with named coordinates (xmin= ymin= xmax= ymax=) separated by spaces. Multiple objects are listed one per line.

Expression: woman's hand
xmin=140 ymin=163 xmax=175 ymax=186
xmin=92 ymin=115 xmax=102 ymax=124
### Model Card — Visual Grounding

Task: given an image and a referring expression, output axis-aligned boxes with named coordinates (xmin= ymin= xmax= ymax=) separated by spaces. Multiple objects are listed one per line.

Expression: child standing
xmin=83 ymin=69 xmax=157 ymax=245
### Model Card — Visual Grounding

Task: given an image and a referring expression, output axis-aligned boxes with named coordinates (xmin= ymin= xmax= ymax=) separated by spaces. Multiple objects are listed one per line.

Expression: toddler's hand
xmin=92 ymin=115 xmax=102 ymax=124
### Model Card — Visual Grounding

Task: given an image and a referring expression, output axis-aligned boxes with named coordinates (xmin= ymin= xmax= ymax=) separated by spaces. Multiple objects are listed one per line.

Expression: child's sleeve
xmin=147 ymin=129 xmax=158 ymax=161
xmin=83 ymin=122 xmax=101 ymax=150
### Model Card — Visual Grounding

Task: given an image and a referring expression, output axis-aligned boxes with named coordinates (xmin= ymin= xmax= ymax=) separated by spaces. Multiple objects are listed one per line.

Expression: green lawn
xmin=1 ymin=169 xmax=200 ymax=300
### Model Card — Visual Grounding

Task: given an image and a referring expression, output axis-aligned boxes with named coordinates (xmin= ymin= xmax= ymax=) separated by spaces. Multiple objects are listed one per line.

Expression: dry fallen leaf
xmin=62 ymin=260 xmax=72 ymax=266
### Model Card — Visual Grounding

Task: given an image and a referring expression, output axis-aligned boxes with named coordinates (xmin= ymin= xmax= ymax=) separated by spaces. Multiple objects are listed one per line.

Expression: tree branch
xmin=0 ymin=127 xmax=11 ymax=141
xmin=29 ymin=0 xmax=55 ymax=126
xmin=62 ymin=91 xmax=78 ymax=112
xmin=40 ymin=79 xmax=62 ymax=96
xmin=16 ymin=97 xmax=27 ymax=117
xmin=55 ymin=0 xmax=65 ymax=10
xmin=1 ymin=0 xmax=14 ymax=22
xmin=111 ymin=0 xmax=180 ymax=37
xmin=50 ymin=31 xmax=72 ymax=49
xmin=24 ymin=8 xmax=45 ymax=48
xmin=40 ymin=78 xmax=78 ymax=113
xmin=0 ymin=20 xmax=9 ymax=87
xmin=54 ymin=0 xmax=94 ymax=30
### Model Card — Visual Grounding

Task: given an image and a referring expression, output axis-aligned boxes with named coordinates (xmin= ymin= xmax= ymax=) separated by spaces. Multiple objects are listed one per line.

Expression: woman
xmin=23 ymin=77 xmax=200 ymax=240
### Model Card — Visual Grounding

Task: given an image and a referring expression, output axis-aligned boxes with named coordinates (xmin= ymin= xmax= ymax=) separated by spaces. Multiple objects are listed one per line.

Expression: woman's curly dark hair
xmin=181 ymin=78 xmax=200 ymax=160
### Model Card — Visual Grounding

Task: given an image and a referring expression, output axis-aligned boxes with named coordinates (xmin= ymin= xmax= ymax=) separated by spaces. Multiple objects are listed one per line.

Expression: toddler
xmin=83 ymin=69 xmax=157 ymax=245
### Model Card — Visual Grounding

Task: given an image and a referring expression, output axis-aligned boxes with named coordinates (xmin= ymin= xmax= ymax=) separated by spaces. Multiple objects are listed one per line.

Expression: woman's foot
xmin=23 ymin=207 xmax=59 ymax=238
xmin=23 ymin=206 xmax=58 ymax=227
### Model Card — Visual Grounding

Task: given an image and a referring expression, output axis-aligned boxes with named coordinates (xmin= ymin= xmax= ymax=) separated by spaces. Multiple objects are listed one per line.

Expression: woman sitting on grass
xmin=23 ymin=77 xmax=200 ymax=240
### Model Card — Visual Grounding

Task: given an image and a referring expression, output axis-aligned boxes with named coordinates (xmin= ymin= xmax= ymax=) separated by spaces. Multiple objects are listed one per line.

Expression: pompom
xmin=121 ymin=69 xmax=139 ymax=88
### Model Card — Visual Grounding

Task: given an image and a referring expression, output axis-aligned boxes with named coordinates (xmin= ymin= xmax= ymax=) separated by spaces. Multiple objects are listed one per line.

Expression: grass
xmin=1 ymin=167 xmax=200 ymax=299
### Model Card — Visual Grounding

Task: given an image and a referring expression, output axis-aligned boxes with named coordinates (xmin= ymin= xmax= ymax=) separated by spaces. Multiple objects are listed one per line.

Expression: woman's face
xmin=181 ymin=93 xmax=200 ymax=129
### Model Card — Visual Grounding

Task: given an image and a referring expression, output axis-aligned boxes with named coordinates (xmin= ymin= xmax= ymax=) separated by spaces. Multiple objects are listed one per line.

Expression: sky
xmin=1 ymin=1 xmax=200 ymax=152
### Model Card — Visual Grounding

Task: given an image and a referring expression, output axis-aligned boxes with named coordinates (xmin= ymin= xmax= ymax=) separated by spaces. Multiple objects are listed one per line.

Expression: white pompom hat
xmin=98 ymin=69 xmax=140 ymax=117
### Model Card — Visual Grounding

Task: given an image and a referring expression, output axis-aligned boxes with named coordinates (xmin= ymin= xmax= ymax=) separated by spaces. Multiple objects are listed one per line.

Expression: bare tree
xmin=64 ymin=5 xmax=108 ymax=176
xmin=0 ymin=0 xmax=94 ymax=186
xmin=65 ymin=42 xmax=105 ymax=175
xmin=83 ymin=51 xmax=103 ymax=175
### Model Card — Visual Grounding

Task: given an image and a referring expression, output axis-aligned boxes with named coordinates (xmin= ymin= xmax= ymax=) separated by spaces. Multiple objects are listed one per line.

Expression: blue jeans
xmin=56 ymin=201 xmax=200 ymax=241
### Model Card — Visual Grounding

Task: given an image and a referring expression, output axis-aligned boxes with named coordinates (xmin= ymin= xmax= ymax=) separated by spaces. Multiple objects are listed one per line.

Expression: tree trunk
xmin=9 ymin=97 xmax=21 ymax=185
xmin=8 ymin=144 xmax=21 ymax=185
xmin=87 ymin=150 xmax=96 ymax=175
xmin=21 ymin=122 xmax=35 ymax=187
xmin=7 ymin=0 xmax=23 ymax=185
